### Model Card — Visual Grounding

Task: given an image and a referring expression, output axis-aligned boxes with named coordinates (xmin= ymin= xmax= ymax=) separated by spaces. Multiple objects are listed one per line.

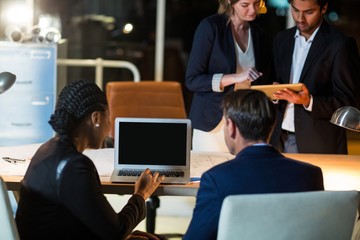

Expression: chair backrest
xmin=0 ymin=177 xmax=20 ymax=240
xmin=106 ymin=81 xmax=187 ymax=138
xmin=217 ymin=191 xmax=359 ymax=240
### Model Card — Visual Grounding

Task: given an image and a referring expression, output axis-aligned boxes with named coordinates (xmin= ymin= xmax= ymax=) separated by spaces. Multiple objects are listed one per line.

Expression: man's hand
xmin=273 ymin=84 xmax=311 ymax=107
xmin=134 ymin=168 xmax=165 ymax=200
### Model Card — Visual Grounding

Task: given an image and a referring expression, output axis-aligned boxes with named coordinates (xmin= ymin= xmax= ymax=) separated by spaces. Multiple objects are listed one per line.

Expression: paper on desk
xmin=0 ymin=143 xmax=41 ymax=175
xmin=84 ymin=148 xmax=114 ymax=177
xmin=0 ymin=144 xmax=114 ymax=177
xmin=0 ymin=146 xmax=233 ymax=180
xmin=190 ymin=151 xmax=233 ymax=178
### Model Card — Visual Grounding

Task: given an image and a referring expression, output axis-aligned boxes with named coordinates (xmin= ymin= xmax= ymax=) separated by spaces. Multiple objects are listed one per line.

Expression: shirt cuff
xmin=304 ymin=95 xmax=313 ymax=111
xmin=212 ymin=74 xmax=223 ymax=92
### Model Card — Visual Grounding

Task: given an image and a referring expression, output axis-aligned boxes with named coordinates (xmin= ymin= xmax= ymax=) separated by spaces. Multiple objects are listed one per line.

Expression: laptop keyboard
xmin=118 ymin=169 xmax=184 ymax=178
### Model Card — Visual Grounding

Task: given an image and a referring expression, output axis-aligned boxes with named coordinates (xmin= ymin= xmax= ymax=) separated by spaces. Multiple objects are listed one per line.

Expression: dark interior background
xmin=0 ymin=0 xmax=359 ymax=113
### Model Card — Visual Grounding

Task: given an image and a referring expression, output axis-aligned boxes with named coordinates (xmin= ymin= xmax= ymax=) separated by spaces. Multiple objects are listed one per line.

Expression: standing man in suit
xmin=185 ymin=0 xmax=271 ymax=152
xmin=183 ymin=89 xmax=324 ymax=240
xmin=270 ymin=0 xmax=360 ymax=154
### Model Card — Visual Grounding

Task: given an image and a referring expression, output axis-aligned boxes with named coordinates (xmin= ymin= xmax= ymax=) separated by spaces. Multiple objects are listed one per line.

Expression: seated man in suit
xmin=183 ymin=89 xmax=324 ymax=240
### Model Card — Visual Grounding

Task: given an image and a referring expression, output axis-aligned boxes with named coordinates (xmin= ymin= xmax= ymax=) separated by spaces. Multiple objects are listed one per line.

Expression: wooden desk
xmin=104 ymin=153 xmax=360 ymax=194
xmin=0 ymin=144 xmax=200 ymax=197
xmin=1 ymin=175 xmax=200 ymax=196
xmin=2 ymin=148 xmax=360 ymax=235
xmin=285 ymin=153 xmax=360 ymax=191
xmin=101 ymin=179 xmax=200 ymax=196
xmin=2 ymin=152 xmax=360 ymax=194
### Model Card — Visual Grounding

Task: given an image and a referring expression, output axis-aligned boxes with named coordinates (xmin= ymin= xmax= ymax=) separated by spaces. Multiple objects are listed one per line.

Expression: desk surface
xmin=1 ymin=175 xmax=200 ymax=196
xmin=1 ymin=144 xmax=360 ymax=196
xmin=107 ymin=153 xmax=360 ymax=195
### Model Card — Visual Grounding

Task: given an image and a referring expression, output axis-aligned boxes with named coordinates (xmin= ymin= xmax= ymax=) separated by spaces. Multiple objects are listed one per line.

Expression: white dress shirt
xmin=281 ymin=28 xmax=319 ymax=132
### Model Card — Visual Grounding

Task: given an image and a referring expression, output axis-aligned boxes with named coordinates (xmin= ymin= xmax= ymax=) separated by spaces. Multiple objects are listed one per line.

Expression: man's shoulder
xmin=283 ymin=156 xmax=322 ymax=172
xmin=205 ymin=145 xmax=283 ymax=173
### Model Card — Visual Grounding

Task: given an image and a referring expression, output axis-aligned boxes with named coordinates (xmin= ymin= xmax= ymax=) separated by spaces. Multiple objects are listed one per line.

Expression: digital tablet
xmin=250 ymin=83 xmax=303 ymax=100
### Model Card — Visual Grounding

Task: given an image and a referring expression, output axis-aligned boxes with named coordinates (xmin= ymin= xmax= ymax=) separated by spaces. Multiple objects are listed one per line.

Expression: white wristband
xmin=304 ymin=95 xmax=313 ymax=111
xmin=212 ymin=73 xmax=223 ymax=92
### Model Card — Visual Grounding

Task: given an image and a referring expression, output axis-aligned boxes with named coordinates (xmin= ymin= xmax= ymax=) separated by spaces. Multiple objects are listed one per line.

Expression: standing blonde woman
xmin=185 ymin=0 xmax=271 ymax=152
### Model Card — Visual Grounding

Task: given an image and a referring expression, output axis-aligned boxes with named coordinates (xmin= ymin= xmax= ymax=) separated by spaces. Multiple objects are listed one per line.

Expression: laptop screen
xmin=115 ymin=118 xmax=191 ymax=166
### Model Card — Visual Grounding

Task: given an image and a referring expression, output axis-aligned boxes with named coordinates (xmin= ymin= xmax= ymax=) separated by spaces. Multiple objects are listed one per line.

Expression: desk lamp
xmin=0 ymin=72 xmax=16 ymax=94
xmin=330 ymin=106 xmax=360 ymax=132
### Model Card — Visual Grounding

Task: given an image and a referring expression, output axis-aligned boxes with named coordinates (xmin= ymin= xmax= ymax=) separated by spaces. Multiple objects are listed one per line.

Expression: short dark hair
xmin=49 ymin=79 xmax=108 ymax=136
xmin=222 ymin=89 xmax=276 ymax=142
xmin=287 ymin=0 xmax=328 ymax=9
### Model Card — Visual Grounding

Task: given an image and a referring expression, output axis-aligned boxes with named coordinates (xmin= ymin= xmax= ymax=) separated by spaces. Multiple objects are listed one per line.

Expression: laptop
xmin=110 ymin=117 xmax=191 ymax=184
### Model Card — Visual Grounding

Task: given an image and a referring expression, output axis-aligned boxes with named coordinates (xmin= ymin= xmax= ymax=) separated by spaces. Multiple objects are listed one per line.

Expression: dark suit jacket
xmin=270 ymin=20 xmax=360 ymax=154
xmin=183 ymin=145 xmax=324 ymax=240
xmin=185 ymin=14 xmax=271 ymax=131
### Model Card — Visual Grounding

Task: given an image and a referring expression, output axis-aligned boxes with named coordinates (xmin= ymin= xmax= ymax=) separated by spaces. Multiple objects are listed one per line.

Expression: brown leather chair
xmin=106 ymin=81 xmax=187 ymax=139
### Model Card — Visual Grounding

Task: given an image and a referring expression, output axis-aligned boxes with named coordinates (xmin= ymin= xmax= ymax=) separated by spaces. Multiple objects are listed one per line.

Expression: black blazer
xmin=270 ymin=20 xmax=360 ymax=154
xmin=16 ymin=136 xmax=146 ymax=239
xmin=185 ymin=14 xmax=271 ymax=131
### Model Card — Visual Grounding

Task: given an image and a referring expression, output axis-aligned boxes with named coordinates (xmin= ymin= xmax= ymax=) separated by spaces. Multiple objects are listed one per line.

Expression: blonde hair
xmin=218 ymin=0 xmax=237 ymax=17
xmin=218 ymin=0 xmax=267 ymax=17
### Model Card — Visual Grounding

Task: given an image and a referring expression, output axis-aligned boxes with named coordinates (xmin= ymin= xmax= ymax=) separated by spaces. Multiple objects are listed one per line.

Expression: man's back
xmin=183 ymin=145 xmax=324 ymax=240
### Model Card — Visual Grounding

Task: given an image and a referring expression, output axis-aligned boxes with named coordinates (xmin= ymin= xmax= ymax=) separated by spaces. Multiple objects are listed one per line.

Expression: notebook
xmin=110 ymin=117 xmax=191 ymax=184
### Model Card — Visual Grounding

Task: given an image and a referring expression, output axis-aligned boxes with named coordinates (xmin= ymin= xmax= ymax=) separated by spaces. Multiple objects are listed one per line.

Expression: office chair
xmin=0 ymin=177 xmax=20 ymax=240
xmin=106 ymin=81 xmax=187 ymax=140
xmin=217 ymin=191 xmax=359 ymax=240
xmin=106 ymin=80 xmax=187 ymax=237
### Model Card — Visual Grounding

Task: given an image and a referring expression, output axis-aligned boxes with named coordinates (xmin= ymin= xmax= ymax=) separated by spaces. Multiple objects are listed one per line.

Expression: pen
xmin=190 ymin=177 xmax=201 ymax=182
xmin=2 ymin=157 xmax=26 ymax=163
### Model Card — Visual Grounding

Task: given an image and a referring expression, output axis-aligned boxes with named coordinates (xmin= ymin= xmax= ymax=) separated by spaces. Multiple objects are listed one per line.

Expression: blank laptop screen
xmin=117 ymin=121 xmax=188 ymax=166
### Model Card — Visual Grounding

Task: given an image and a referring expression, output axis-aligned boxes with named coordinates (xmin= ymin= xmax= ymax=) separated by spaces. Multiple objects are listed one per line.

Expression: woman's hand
xmin=233 ymin=67 xmax=263 ymax=83
xmin=134 ymin=168 xmax=165 ymax=200
xmin=221 ymin=67 xmax=263 ymax=89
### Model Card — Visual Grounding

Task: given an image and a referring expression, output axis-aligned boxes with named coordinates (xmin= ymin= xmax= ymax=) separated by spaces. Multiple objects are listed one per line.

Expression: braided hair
xmin=49 ymin=80 xmax=108 ymax=136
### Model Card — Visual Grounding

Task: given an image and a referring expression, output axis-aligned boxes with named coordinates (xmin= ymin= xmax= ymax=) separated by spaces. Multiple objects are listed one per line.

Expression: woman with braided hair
xmin=15 ymin=80 xmax=164 ymax=240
